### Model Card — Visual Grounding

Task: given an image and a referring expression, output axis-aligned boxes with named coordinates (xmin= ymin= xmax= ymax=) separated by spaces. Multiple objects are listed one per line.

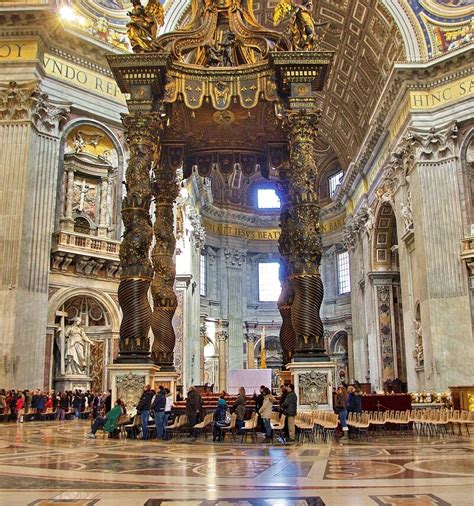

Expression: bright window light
xmin=329 ymin=171 xmax=344 ymax=198
xmin=337 ymin=251 xmax=351 ymax=294
xmin=258 ymin=262 xmax=281 ymax=302
xmin=257 ymin=189 xmax=281 ymax=209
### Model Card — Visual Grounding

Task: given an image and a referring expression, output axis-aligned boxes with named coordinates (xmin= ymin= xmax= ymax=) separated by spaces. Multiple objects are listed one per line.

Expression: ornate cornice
xmin=336 ymin=45 xmax=473 ymax=206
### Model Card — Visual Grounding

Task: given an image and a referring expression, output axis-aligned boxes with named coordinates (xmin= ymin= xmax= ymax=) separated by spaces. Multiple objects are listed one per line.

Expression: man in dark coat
xmin=281 ymin=383 xmax=297 ymax=442
xmin=137 ymin=385 xmax=155 ymax=440
xmin=151 ymin=387 xmax=166 ymax=440
xmin=185 ymin=386 xmax=203 ymax=440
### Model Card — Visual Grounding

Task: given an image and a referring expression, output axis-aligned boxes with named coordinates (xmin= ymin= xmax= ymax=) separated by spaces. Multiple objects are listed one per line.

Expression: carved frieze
xmin=299 ymin=371 xmax=328 ymax=406
xmin=116 ymin=373 xmax=145 ymax=411
xmin=224 ymin=248 xmax=247 ymax=267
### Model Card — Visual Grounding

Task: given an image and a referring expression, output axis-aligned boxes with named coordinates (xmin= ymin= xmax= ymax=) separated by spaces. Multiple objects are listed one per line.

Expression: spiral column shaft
xmin=284 ymin=110 xmax=327 ymax=359
xmin=150 ymin=148 xmax=182 ymax=369
xmin=116 ymin=113 xmax=162 ymax=362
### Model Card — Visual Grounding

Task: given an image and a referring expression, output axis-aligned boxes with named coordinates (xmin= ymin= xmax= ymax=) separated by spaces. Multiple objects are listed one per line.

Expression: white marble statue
xmin=365 ymin=207 xmax=376 ymax=234
xmin=400 ymin=200 xmax=413 ymax=231
xmin=65 ymin=318 xmax=93 ymax=375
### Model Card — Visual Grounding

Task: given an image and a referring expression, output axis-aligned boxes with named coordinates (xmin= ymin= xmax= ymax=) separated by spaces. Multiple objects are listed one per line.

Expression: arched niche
xmin=372 ymin=202 xmax=399 ymax=272
xmin=56 ymin=119 xmax=124 ymax=240
xmin=370 ymin=202 xmax=407 ymax=388
xmin=48 ymin=288 xmax=120 ymax=393
xmin=329 ymin=330 xmax=349 ymax=381
xmin=459 ymin=128 xmax=474 ymax=232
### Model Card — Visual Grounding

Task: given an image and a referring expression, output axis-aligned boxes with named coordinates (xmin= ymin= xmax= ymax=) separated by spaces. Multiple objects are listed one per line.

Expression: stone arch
xmin=329 ymin=330 xmax=348 ymax=355
xmin=372 ymin=202 xmax=399 ymax=272
xmin=60 ymin=118 xmax=125 ymax=164
xmin=458 ymin=127 xmax=474 ymax=229
xmin=48 ymin=287 xmax=120 ymax=332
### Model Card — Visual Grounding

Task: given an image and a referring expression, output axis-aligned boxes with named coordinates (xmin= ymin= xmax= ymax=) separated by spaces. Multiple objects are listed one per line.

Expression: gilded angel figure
xmin=273 ymin=0 xmax=323 ymax=51
xmin=127 ymin=0 xmax=164 ymax=53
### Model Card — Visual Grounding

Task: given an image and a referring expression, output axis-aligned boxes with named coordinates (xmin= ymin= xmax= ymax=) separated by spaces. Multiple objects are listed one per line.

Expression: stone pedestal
xmin=287 ymin=361 xmax=336 ymax=412
xmin=152 ymin=371 xmax=180 ymax=401
xmin=276 ymin=370 xmax=292 ymax=388
xmin=108 ymin=364 xmax=161 ymax=416
xmin=55 ymin=375 xmax=92 ymax=392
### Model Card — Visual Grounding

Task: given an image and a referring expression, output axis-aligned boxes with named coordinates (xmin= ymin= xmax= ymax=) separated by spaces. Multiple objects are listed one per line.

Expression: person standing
xmin=281 ymin=384 xmax=297 ymax=442
xmin=253 ymin=385 xmax=265 ymax=432
xmin=163 ymin=388 xmax=173 ymax=440
xmin=151 ymin=387 xmax=166 ymax=440
xmin=259 ymin=387 xmax=274 ymax=442
xmin=137 ymin=384 xmax=154 ymax=440
xmin=232 ymin=387 xmax=246 ymax=434
xmin=72 ymin=390 xmax=82 ymax=419
xmin=15 ymin=393 xmax=25 ymax=423
xmin=186 ymin=386 xmax=203 ymax=440
xmin=335 ymin=385 xmax=349 ymax=439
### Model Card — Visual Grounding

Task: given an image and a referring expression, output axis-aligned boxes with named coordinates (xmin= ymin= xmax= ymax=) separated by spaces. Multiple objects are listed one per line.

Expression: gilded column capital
xmin=0 ymin=81 xmax=70 ymax=135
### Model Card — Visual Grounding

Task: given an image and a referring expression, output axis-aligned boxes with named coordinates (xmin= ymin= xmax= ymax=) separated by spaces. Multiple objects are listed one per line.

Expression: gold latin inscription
xmin=43 ymin=53 xmax=126 ymax=104
xmin=203 ymin=214 xmax=345 ymax=240
xmin=410 ymin=77 xmax=474 ymax=109
xmin=0 ymin=41 xmax=37 ymax=61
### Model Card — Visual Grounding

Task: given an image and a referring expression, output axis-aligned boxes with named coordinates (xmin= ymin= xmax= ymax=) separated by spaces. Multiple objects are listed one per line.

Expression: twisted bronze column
xmin=117 ymin=113 xmax=162 ymax=362
xmin=150 ymin=152 xmax=180 ymax=369
xmin=285 ymin=110 xmax=326 ymax=359
xmin=277 ymin=179 xmax=297 ymax=366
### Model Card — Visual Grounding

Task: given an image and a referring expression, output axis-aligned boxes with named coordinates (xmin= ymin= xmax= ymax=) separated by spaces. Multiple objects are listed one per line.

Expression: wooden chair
xmin=193 ymin=412 xmax=214 ymax=439
xmin=271 ymin=414 xmax=286 ymax=443
xmin=124 ymin=414 xmax=141 ymax=439
xmin=116 ymin=414 xmax=131 ymax=439
xmin=220 ymin=413 xmax=237 ymax=442
xmin=241 ymin=412 xmax=258 ymax=443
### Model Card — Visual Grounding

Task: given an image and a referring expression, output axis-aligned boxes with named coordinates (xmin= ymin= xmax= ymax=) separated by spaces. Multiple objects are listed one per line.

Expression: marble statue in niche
xmin=65 ymin=318 xmax=94 ymax=375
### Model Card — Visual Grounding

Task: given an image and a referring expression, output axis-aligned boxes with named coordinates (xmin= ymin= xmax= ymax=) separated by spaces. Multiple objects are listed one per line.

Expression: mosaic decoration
xmin=90 ymin=339 xmax=105 ymax=393
xmin=409 ymin=0 xmax=474 ymax=57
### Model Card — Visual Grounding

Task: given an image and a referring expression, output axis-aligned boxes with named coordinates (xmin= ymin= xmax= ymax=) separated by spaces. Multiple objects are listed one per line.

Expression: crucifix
xmin=74 ymin=179 xmax=90 ymax=212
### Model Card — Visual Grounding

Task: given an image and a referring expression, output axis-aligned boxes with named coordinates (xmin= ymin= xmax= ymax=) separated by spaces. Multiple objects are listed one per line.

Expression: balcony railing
xmin=52 ymin=230 xmax=120 ymax=259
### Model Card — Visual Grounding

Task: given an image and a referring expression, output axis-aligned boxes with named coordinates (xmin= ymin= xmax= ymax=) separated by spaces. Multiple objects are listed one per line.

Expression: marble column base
xmin=152 ymin=371 xmax=180 ymax=402
xmin=287 ymin=361 xmax=337 ymax=412
xmin=108 ymin=364 xmax=161 ymax=416
xmin=55 ymin=375 xmax=92 ymax=392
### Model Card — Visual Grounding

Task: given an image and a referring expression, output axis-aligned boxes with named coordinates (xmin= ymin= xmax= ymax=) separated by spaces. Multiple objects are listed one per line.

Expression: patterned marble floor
xmin=0 ymin=421 xmax=473 ymax=506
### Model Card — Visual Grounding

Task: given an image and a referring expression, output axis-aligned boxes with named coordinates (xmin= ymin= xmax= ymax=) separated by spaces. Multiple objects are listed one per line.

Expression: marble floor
xmin=0 ymin=421 xmax=473 ymax=506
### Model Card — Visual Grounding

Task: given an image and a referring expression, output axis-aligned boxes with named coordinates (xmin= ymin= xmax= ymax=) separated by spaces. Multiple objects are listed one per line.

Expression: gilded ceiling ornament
xmin=151 ymin=0 xmax=289 ymax=64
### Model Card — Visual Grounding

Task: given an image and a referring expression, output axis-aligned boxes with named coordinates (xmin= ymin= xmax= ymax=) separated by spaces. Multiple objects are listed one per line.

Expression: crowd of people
xmin=1 ymin=382 xmax=363 ymax=443
xmin=129 ymin=383 xmax=299 ymax=443
xmin=0 ymin=388 xmax=113 ymax=423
